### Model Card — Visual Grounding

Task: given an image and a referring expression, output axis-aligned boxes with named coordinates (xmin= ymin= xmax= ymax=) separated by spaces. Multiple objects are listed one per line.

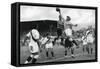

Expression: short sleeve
xmin=26 ymin=32 xmax=31 ymax=37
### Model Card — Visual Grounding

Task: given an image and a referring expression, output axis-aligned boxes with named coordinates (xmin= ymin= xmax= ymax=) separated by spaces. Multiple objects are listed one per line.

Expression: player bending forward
xmin=24 ymin=28 xmax=41 ymax=64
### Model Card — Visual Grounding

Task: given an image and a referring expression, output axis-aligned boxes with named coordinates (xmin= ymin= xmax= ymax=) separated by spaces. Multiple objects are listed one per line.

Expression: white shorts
xmin=29 ymin=40 xmax=39 ymax=53
xmin=45 ymin=42 xmax=53 ymax=49
xmin=30 ymin=53 xmax=39 ymax=59
xmin=83 ymin=39 xmax=87 ymax=45
xmin=87 ymin=36 xmax=94 ymax=43
xmin=83 ymin=42 xmax=87 ymax=45
xmin=56 ymin=39 xmax=61 ymax=43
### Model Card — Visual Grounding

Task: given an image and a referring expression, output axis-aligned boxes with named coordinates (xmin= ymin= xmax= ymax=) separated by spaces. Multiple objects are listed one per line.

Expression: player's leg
xmin=24 ymin=54 xmax=33 ymax=64
xmin=45 ymin=43 xmax=50 ymax=58
xmin=72 ymin=39 xmax=79 ymax=48
xmin=26 ymin=42 xmax=39 ymax=64
xmin=31 ymin=42 xmax=40 ymax=63
xmin=88 ymin=43 xmax=93 ymax=55
xmin=88 ymin=43 xmax=90 ymax=55
xmin=82 ymin=45 xmax=85 ymax=53
xmin=84 ymin=45 xmax=87 ymax=55
xmin=24 ymin=45 xmax=34 ymax=64
xmin=65 ymin=48 xmax=67 ymax=56
xmin=86 ymin=44 xmax=90 ymax=54
xmin=46 ymin=48 xmax=49 ymax=57
xmin=50 ymin=48 xmax=54 ymax=57
xmin=89 ymin=35 xmax=94 ymax=55
xmin=65 ymin=47 xmax=68 ymax=56
xmin=71 ymin=46 xmax=75 ymax=58
xmin=86 ymin=46 xmax=89 ymax=54
xmin=65 ymin=38 xmax=68 ymax=56
xmin=83 ymin=45 xmax=86 ymax=54
xmin=61 ymin=38 xmax=64 ymax=45
xmin=31 ymin=53 xmax=39 ymax=63
xmin=91 ymin=47 xmax=93 ymax=54
xmin=24 ymin=52 xmax=39 ymax=64
xmin=71 ymin=47 xmax=74 ymax=54
xmin=25 ymin=53 xmax=39 ymax=64
xmin=89 ymin=43 xmax=92 ymax=55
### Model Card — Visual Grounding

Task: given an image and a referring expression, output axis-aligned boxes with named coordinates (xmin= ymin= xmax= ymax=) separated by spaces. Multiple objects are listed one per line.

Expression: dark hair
xmin=33 ymin=24 xmax=38 ymax=29
xmin=56 ymin=7 xmax=60 ymax=12
xmin=66 ymin=16 xmax=71 ymax=21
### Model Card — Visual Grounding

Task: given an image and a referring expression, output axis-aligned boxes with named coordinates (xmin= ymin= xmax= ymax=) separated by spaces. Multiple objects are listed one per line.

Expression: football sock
xmin=51 ymin=51 xmax=54 ymax=57
xmin=46 ymin=51 xmax=48 ymax=57
xmin=25 ymin=56 xmax=32 ymax=64
xmin=32 ymin=58 xmax=37 ymax=63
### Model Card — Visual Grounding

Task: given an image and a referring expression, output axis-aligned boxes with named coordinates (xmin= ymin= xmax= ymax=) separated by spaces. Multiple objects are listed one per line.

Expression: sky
xmin=20 ymin=6 xmax=95 ymax=30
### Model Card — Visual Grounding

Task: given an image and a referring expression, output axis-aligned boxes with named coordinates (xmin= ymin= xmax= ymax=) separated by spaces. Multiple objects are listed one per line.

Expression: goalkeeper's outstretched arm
xmin=56 ymin=7 xmax=65 ymax=24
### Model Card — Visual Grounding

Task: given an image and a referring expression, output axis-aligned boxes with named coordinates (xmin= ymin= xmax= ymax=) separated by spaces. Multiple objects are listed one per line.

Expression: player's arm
xmin=60 ymin=15 xmax=66 ymax=25
xmin=24 ymin=33 xmax=30 ymax=45
xmin=71 ymin=23 xmax=78 ymax=27
xmin=56 ymin=7 xmax=65 ymax=25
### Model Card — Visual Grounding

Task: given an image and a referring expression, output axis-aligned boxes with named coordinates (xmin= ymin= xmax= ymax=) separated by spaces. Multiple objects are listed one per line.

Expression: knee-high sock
xmin=25 ymin=55 xmax=33 ymax=64
xmin=71 ymin=48 xmax=74 ymax=54
xmin=86 ymin=46 xmax=89 ymax=54
xmin=46 ymin=51 xmax=49 ymax=57
xmin=65 ymin=49 xmax=67 ymax=55
xmin=83 ymin=46 xmax=85 ymax=52
xmin=51 ymin=51 xmax=54 ymax=57
xmin=31 ymin=58 xmax=37 ymax=63
xmin=91 ymin=48 xmax=93 ymax=54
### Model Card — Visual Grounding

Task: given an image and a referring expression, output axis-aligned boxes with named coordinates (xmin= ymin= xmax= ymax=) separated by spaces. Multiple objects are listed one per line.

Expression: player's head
xmin=56 ymin=7 xmax=60 ymax=12
xmin=33 ymin=24 xmax=38 ymax=29
xmin=66 ymin=16 xmax=71 ymax=21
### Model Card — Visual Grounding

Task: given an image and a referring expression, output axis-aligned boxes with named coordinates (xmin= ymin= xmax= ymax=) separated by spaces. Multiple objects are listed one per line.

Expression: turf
xmin=20 ymin=43 xmax=95 ymax=64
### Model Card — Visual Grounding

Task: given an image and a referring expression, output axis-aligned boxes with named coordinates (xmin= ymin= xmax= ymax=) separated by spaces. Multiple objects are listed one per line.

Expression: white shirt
xmin=64 ymin=28 xmax=72 ymax=37
xmin=87 ymin=34 xmax=94 ymax=43
xmin=26 ymin=29 xmax=40 ymax=53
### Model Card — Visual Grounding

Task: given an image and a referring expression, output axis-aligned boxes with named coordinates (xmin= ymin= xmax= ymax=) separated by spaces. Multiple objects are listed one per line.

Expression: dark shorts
xmin=65 ymin=38 xmax=73 ymax=48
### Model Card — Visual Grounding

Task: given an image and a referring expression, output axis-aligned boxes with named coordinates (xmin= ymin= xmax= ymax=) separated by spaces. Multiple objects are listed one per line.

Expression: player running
xmin=24 ymin=26 xmax=41 ymax=64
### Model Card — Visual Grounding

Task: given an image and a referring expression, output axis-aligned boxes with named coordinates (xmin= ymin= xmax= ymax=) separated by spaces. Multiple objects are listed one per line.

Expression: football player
xmin=24 ymin=26 xmax=41 ymax=64
xmin=81 ymin=27 xmax=94 ymax=55
xmin=56 ymin=8 xmax=78 ymax=57
xmin=85 ymin=28 xmax=94 ymax=55
xmin=40 ymin=33 xmax=54 ymax=58
xmin=82 ymin=33 xmax=88 ymax=55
